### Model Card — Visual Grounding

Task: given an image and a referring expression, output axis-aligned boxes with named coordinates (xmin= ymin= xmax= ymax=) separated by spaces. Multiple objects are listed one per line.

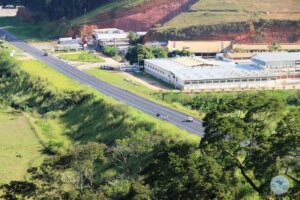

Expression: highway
xmin=0 ymin=28 xmax=204 ymax=136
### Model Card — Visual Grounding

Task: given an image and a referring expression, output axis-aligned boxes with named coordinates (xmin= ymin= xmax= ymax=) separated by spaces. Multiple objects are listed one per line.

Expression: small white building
xmin=55 ymin=37 xmax=83 ymax=51
xmin=144 ymin=53 xmax=300 ymax=91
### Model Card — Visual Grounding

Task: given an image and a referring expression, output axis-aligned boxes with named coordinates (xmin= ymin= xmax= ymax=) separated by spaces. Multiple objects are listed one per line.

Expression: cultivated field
xmin=161 ymin=0 xmax=300 ymax=29
xmin=0 ymin=111 xmax=43 ymax=184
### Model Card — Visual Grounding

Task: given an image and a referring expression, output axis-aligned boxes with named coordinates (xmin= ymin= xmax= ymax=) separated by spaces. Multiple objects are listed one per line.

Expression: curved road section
xmin=0 ymin=28 xmax=204 ymax=136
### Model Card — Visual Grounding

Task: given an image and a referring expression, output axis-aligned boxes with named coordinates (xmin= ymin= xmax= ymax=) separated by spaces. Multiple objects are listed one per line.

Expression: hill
xmin=66 ymin=0 xmax=196 ymax=36
xmin=147 ymin=0 xmax=300 ymax=43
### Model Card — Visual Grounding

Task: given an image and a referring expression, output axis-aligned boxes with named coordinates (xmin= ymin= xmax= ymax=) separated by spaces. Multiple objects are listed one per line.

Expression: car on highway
xmin=186 ymin=116 xmax=194 ymax=122
xmin=43 ymin=52 xmax=48 ymax=56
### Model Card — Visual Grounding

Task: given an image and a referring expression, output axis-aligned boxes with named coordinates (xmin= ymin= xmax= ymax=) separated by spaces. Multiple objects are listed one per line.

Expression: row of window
xmin=184 ymin=77 xmax=276 ymax=85
xmin=146 ymin=65 xmax=165 ymax=75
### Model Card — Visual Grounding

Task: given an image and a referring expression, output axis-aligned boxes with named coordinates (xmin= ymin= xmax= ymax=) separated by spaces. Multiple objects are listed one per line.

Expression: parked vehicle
xmin=4 ymin=5 xmax=15 ymax=9
xmin=186 ymin=116 xmax=194 ymax=122
xmin=100 ymin=65 xmax=114 ymax=70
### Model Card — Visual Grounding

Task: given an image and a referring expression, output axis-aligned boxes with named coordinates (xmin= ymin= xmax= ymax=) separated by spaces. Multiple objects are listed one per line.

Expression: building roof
xmin=167 ymin=41 xmax=232 ymax=53
xmin=93 ymin=28 xmax=125 ymax=34
xmin=252 ymin=52 xmax=300 ymax=63
xmin=93 ymin=32 xmax=129 ymax=41
xmin=145 ymin=57 xmax=272 ymax=81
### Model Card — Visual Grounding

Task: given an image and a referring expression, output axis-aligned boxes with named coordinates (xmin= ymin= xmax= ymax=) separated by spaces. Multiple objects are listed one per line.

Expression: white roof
xmin=252 ymin=52 xmax=300 ymax=63
xmin=93 ymin=33 xmax=129 ymax=41
xmin=93 ymin=28 xmax=125 ymax=34
xmin=145 ymin=57 xmax=273 ymax=81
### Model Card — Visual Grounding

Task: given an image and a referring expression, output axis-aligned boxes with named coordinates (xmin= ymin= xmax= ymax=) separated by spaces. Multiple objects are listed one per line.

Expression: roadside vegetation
xmin=57 ymin=51 xmax=105 ymax=63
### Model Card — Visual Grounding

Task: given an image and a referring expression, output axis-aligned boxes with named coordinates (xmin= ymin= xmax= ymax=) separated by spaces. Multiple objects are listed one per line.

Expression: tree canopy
xmin=200 ymin=94 xmax=300 ymax=197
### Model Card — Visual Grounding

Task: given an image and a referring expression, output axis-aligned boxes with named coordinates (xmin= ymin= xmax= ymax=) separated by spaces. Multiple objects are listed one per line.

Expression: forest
xmin=0 ymin=0 xmax=112 ymax=20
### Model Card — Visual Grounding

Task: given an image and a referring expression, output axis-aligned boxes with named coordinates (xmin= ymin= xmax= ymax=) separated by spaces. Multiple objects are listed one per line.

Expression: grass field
xmin=0 ymin=110 xmax=44 ymax=184
xmin=57 ymin=51 xmax=105 ymax=63
xmin=160 ymin=0 xmax=300 ymax=30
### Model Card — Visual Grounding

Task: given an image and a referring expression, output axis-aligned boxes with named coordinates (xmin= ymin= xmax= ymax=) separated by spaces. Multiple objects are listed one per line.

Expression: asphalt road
xmin=0 ymin=28 xmax=205 ymax=136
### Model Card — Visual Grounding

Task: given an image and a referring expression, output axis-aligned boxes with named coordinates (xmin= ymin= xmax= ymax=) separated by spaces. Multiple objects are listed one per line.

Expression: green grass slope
xmin=0 ymin=49 xmax=199 ymax=154
xmin=0 ymin=110 xmax=44 ymax=184
xmin=159 ymin=0 xmax=300 ymax=30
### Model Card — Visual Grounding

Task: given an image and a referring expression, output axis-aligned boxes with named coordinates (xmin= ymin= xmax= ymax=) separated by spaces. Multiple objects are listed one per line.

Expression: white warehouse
xmin=144 ymin=52 xmax=300 ymax=91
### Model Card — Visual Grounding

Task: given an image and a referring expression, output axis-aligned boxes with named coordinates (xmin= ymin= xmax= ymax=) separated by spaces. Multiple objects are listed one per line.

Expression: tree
xmin=103 ymin=46 xmax=118 ymax=57
xmin=151 ymin=47 xmax=167 ymax=58
xmin=200 ymin=94 xmax=299 ymax=197
xmin=268 ymin=41 xmax=281 ymax=52
xmin=0 ymin=181 xmax=37 ymax=200
xmin=142 ymin=141 xmax=236 ymax=200
xmin=168 ymin=48 xmax=192 ymax=57
xmin=125 ymin=44 xmax=154 ymax=65
xmin=128 ymin=32 xmax=142 ymax=45
xmin=269 ymin=108 xmax=300 ymax=197
xmin=125 ymin=45 xmax=167 ymax=65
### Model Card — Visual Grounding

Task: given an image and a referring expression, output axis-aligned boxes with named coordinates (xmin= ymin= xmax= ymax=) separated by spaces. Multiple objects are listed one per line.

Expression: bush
xmin=103 ymin=46 xmax=118 ymax=57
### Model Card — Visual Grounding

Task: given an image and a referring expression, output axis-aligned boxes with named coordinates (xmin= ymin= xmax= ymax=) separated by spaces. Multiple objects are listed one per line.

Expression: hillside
xmin=66 ymin=0 xmax=197 ymax=36
xmin=148 ymin=0 xmax=300 ymax=43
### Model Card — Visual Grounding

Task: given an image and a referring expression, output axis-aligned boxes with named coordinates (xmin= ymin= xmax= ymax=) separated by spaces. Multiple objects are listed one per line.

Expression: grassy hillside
xmin=0 ymin=50 xmax=199 ymax=148
xmin=160 ymin=0 xmax=300 ymax=30
xmin=0 ymin=109 xmax=44 ymax=184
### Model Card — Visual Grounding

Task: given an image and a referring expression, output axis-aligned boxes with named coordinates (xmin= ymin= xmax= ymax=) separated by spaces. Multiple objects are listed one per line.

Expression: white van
xmin=4 ymin=5 xmax=15 ymax=9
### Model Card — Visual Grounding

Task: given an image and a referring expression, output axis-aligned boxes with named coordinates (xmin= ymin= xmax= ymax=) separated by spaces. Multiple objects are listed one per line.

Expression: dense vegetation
xmin=19 ymin=0 xmax=110 ymax=20
xmin=1 ymin=46 xmax=300 ymax=198
xmin=125 ymin=44 xmax=167 ymax=65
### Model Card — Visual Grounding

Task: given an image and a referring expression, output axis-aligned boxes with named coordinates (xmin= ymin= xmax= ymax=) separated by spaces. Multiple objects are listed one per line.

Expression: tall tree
xmin=200 ymin=94 xmax=299 ymax=197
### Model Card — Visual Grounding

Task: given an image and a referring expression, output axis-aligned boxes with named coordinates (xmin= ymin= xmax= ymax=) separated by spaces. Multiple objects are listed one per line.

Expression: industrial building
xmin=92 ymin=28 xmax=129 ymax=51
xmin=55 ymin=37 xmax=83 ymax=51
xmin=167 ymin=40 xmax=232 ymax=57
xmin=144 ymin=52 xmax=300 ymax=91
